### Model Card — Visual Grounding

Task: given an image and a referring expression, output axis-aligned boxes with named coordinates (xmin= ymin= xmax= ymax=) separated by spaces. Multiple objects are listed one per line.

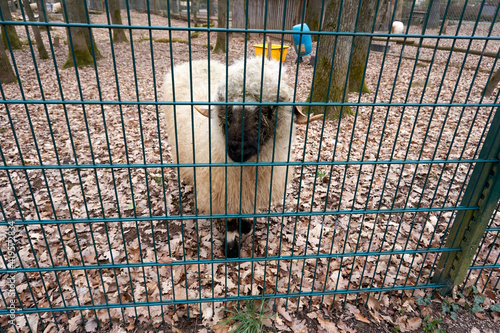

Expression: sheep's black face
xmin=218 ymin=105 xmax=277 ymax=162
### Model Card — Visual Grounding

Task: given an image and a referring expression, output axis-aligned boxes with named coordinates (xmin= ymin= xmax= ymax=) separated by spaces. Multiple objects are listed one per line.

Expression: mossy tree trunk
xmin=308 ymin=0 xmax=358 ymax=119
xmin=0 ymin=39 xmax=16 ymax=83
xmin=63 ymin=0 xmax=101 ymax=68
xmin=108 ymin=0 xmax=128 ymax=43
xmin=21 ymin=0 xmax=49 ymax=59
xmin=348 ymin=0 xmax=376 ymax=94
xmin=0 ymin=0 xmax=22 ymax=49
xmin=213 ymin=0 xmax=227 ymax=54
xmin=305 ymin=0 xmax=322 ymax=41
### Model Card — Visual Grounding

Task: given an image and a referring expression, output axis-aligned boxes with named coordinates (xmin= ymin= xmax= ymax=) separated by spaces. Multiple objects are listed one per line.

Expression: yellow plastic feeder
xmin=253 ymin=44 xmax=289 ymax=62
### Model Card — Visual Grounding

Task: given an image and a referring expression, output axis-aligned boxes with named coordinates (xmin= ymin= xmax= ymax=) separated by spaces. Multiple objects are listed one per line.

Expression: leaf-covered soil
xmin=0 ymin=10 xmax=499 ymax=333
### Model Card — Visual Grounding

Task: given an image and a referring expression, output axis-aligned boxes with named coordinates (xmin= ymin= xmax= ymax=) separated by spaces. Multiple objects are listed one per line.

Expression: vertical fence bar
xmin=433 ymin=107 xmax=500 ymax=293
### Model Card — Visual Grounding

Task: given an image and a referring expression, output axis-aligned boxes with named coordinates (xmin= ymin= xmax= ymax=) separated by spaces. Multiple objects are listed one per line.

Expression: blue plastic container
xmin=292 ymin=23 xmax=313 ymax=57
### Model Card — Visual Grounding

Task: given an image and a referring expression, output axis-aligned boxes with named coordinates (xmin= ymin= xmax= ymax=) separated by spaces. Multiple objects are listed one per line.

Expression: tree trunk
xmin=213 ymin=0 xmax=227 ymax=54
xmin=63 ymin=0 xmax=101 ymax=68
xmin=0 ymin=0 xmax=22 ymax=49
xmin=308 ymin=0 xmax=358 ymax=118
xmin=348 ymin=0 xmax=376 ymax=93
xmin=108 ymin=0 xmax=128 ymax=43
xmin=394 ymin=0 xmax=404 ymax=21
xmin=483 ymin=65 xmax=500 ymax=97
xmin=305 ymin=0 xmax=323 ymax=41
xmin=36 ymin=0 xmax=48 ymax=32
xmin=375 ymin=0 xmax=392 ymax=31
xmin=427 ymin=0 xmax=441 ymax=29
xmin=170 ymin=0 xmax=179 ymax=14
xmin=0 ymin=38 xmax=16 ymax=83
xmin=21 ymin=0 xmax=49 ymax=59
xmin=191 ymin=0 xmax=198 ymax=26
xmin=209 ymin=0 xmax=217 ymax=25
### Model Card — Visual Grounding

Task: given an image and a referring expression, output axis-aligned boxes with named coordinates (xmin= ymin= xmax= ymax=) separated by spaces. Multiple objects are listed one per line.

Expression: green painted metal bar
xmin=0 ymin=281 xmax=450 ymax=317
xmin=432 ymin=107 xmax=500 ymax=294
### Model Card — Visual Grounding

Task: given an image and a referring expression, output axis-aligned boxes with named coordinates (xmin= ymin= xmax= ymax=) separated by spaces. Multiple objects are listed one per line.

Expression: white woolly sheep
xmin=53 ymin=2 xmax=62 ymax=13
xmin=392 ymin=21 xmax=404 ymax=34
xmin=162 ymin=57 xmax=322 ymax=257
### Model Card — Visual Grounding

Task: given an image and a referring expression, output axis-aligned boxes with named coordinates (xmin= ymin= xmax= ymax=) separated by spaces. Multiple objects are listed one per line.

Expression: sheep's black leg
xmin=223 ymin=218 xmax=253 ymax=258
xmin=224 ymin=218 xmax=240 ymax=258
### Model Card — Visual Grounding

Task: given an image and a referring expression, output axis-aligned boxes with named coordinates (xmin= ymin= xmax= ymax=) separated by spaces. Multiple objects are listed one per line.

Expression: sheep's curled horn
xmin=162 ymin=57 xmax=323 ymax=258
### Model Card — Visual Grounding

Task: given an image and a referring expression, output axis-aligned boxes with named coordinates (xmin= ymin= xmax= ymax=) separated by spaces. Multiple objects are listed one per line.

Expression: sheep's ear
xmin=293 ymin=106 xmax=324 ymax=124
xmin=194 ymin=105 xmax=211 ymax=118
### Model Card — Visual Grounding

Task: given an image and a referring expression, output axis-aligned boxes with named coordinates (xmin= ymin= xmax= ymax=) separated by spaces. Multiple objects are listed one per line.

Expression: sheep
xmin=162 ymin=57 xmax=322 ymax=257
xmin=391 ymin=21 xmax=404 ymax=34
xmin=29 ymin=3 xmax=37 ymax=11
xmin=52 ymin=2 xmax=61 ymax=13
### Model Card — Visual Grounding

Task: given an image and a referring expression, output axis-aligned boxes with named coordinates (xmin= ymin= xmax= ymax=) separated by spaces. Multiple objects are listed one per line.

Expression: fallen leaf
xmin=406 ymin=317 xmax=422 ymax=330
xmin=354 ymin=313 xmax=371 ymax=324
xmin=277 ymin=305 xmax=292 ymax=322
xmin=367 ymin=296 xmax=380 ymax=312
xmin=85 ymin=318 xmax=98 ymax=332
xmin=317 ymin=315 xmax=339 ymax=333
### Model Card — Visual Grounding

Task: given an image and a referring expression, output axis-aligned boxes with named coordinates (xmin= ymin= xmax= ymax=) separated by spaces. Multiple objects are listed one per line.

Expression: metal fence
xmin=0 ymin=0 xmax=499 ymax=331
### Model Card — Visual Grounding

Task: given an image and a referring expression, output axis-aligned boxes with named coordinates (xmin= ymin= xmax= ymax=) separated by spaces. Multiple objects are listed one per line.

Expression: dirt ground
xmin=1 ymin=9 xmax=500 ymax=333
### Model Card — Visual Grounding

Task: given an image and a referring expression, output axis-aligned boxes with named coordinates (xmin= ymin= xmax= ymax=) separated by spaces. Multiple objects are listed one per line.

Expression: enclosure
xmin=0 ymin=0 xmax=500 ymax=332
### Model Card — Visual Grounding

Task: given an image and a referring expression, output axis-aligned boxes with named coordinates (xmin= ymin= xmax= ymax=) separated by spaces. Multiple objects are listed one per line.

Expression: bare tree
xmin=213 ymin=0 xmax=227 ymax=53
xmin=0 ymin=38 xmax=16 ymax=83
xmin=348 ymin=0 xmax=377 ymax=93
xmin=0 ymin=0 xmax=22 ymax=49
xmin=308 ymin=0 xmax=358 ymax=118
xmin=62 ymin=0 xmax=101 ymax=68
xmin=21 ymin=0 xmax=49 ymax=59
xmin=107 ymin=0 xmax=128 ymax=43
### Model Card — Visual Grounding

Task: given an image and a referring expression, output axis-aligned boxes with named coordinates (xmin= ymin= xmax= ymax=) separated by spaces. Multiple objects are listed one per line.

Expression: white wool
xmin=162 ymin=57 xmax=296 ymax=216
xmin=53 ymin=2 xmax=62 ymax=13
xmin=392 ymin=21 xmax=404 ymax=34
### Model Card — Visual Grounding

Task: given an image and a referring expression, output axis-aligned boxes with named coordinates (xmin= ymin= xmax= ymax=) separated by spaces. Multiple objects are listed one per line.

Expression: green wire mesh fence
xmin=0 ymin=0 xmax=499 ymax=331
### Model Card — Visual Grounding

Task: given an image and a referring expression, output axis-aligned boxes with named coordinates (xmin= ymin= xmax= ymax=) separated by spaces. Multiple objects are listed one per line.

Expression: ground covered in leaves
xmin=0 ymin=9 xmax=499 ymax=333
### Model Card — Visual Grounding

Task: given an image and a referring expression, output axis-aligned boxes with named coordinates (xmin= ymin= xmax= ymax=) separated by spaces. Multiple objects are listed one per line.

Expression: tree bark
xmin=0 ymin=38 xmax=16 ymax=83
xmin=305 ymin=0 xmax=323 ymax=41
xmin=63 ymin=0 xmax=101 ymax=68
xmin=0 ymin=0 xmax=22 ymax=49
xmin=213 ymin=0 xmax=227 ymax=54
xmin=394 ymin=0 xmax=404 ymax=21
xmin=36 ymin=0 xmax=47 ymax=32
xmin=21 ymin=0 xmax=49 ymax=59
xmin=191 ymin=0 xmax=198 ymax=26
xmin=348 ymin=0 xmax=376 ymax=93
xmin=108 ymin=0 xmax=128 ymax=43
xmin=308 ymin=0 xmax=358 ymax=118
xmin=209 ymin=0 xmax=217 ymax=25
xmin=483 ymin=66 xmax=500 ymax=97
xmin=427 ymin=0 xmax=441 ymax=29
xmin=375 ymin=0 xmax=392 ymax=31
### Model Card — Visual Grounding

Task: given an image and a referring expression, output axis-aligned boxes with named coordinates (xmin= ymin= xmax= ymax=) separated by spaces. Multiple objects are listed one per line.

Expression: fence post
xmin=432 ymin=107 xmax=500 ymax=294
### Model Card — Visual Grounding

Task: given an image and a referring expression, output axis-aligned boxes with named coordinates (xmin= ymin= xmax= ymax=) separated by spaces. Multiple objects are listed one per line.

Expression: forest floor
xmin=0 ymin=9 xmax=500 ymax=333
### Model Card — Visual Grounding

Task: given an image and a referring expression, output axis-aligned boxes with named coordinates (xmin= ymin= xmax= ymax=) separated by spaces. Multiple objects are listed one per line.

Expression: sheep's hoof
xmin=224 ymin=238 xmax=240 ymax=258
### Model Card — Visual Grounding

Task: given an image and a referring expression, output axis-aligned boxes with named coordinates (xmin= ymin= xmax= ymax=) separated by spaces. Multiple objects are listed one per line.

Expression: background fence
xmin=0 ymin=0 xmax=499 ymax=331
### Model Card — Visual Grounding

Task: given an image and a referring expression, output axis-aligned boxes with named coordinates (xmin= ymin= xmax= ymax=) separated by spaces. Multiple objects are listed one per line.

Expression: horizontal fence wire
xmin=0 ymin=0 xmax=499 ymax=330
